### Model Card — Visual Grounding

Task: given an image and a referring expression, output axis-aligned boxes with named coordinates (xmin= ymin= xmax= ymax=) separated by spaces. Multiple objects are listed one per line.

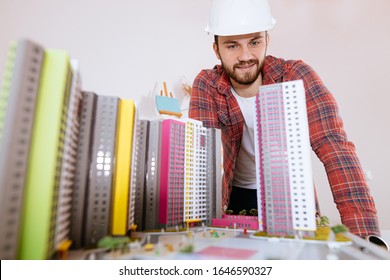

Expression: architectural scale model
xmin=70 ymin=91 xmax=97 ymax=249
xmin=254 ymin=80 xmax=316 ymax=237
xmin=0 ymin=38 xmax=318 ymax=259
xmin=0 ymin=39 xmax=44 ymax=260
xmin=134 ymin=118 xmax=222 ymax=230
xmin=183 ymin=119 xmax=210 ymax=225
xmin=111 ymin=99 xmax=136 ymax=236
xmin=212 ymin=81 xmax=316 ymax=237
xmin=1 ymin=39 xmax=389 ymax=260
xmin=55 ymin=60 xmax=82 ymax=253
xmin=143 ymin=120 xmax=162 ymax=230
xmin=159 ymin=119 xmax=186 ymax=228
xmin=19 ymin=49 xmax=73 ymax=260
xmin=130 ymin=119 xmax=149 ymax=231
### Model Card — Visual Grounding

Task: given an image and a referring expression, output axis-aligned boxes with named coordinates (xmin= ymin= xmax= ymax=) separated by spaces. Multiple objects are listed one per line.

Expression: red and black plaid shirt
xmin=189 ymin=55 xmax=380 ymax=237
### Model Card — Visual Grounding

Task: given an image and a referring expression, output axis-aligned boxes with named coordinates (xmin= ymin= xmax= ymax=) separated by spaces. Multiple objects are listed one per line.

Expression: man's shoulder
xmin=264 ymin=55 xmax=315 ymax=81
xmin=265 ymin=55 xmax=309 ymax=70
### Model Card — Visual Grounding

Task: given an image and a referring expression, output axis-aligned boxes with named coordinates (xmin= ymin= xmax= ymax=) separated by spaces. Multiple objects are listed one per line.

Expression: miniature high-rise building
xmin=55 ymin=60 xmax=83 ymax=252
xmin=204 ymin=128 xmax=222 ymax=225
xmin=183 ymin=119 xmax=209 ymax=224
xmin=19 ymin=49 xmax=73 ymax=259
xmin=0 ymin=40 xmax=44 ymax=259
xmin=159 ymin=119 xmax=186 ymax=228
xmin=130 ymin=119 xmax=149 ymax=231
xmin=254 ymin=80 xmax=316 ymax=237
xmin=111 ymin=99 xmax=136 ymax=236
xmin=143 ymin=120 xmax=162 ymax=230
xmin=70 ymin=91 xmax=97 ymax=249
xmin=84 ymin=96 xmax=119 ymax=247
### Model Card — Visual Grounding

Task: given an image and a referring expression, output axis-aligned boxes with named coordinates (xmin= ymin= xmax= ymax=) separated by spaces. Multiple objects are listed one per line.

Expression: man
xmin=189 ymin=0 xmax=382 ymax=241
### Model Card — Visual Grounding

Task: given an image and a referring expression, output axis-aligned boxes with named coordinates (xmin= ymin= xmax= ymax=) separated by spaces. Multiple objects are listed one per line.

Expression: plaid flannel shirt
xmin=189 ymin=55 xmax=380 ymax=237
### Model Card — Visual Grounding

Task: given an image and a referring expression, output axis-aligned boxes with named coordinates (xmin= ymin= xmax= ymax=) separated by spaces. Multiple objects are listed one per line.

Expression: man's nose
xmin=238 ymin=45 xmax=253 ymax=61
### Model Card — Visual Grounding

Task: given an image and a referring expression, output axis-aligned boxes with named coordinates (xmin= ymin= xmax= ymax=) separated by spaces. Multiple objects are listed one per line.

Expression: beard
xmin=221 ymin=58 xmax=264 ymax=85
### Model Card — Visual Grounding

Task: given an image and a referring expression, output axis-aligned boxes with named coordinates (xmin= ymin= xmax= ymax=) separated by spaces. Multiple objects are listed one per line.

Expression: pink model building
xmin=159 ymin=119 xmax=186 ymax=227
xmin=212 ymin=214 xmax=258 ymax=230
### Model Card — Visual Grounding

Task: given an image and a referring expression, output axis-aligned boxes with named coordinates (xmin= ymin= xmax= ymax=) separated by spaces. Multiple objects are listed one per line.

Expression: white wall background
xmin=1 ymin=0 xmax=389 ymax=237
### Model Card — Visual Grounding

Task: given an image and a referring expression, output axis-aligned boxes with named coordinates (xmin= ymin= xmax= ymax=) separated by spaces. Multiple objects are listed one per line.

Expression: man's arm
xmin=290 ymin=62 xmax=380 ymax=237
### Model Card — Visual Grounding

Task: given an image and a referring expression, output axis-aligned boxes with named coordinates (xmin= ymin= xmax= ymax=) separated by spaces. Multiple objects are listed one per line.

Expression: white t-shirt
xmin=231 ymin=87 xmax=257 ymax=189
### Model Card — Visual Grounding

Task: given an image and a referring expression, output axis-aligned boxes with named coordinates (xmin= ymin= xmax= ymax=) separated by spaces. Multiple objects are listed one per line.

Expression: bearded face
xmin=221 ymin=58 xmax=264 ymax=85
xmin=214 ymin=32 xmax=268 ymax=86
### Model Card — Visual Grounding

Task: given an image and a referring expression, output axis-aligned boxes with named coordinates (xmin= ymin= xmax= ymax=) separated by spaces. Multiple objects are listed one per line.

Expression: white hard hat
xmin=205 ymin=0 xmax=276 ymax=36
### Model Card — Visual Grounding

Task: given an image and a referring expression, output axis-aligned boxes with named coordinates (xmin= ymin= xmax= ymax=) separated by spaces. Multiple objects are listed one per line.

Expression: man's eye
xmin=227 ymin=45 xmax=237 ymax=49
xmin=250 ymin=41 xmax=260 ymax=46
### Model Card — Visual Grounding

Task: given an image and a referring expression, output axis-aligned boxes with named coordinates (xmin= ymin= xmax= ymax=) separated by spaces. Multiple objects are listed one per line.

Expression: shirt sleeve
xmin=289 ymin=61 xmax=380 ymax=237
xmin=188 ymin=70 xmax=220 ymax=128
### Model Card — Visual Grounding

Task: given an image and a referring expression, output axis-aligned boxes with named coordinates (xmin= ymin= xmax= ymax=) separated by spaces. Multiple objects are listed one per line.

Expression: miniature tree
xmin=331 ymin=224 xmax=349 ymax=234
xmin=239 ymin=209 xmax=247 ymax=216
xmin=97 ymin=236 xmax=130 ymax=253
xmin=331 ymin=224 xmax=350 ymax=242
xmin=318 ymin=215 xmax=330 ymax=227
xmin=225 ymin=209 xmax=233 ymax=215
xmin=249 ymin=208 xmax=258 ymax=216
xmin=180 ymin=244 xmax=194 ymax=253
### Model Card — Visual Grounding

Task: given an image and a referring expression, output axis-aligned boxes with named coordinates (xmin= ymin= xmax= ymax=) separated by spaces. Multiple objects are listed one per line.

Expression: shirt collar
xmin=212 ymin=65 xmax=231 ymax=96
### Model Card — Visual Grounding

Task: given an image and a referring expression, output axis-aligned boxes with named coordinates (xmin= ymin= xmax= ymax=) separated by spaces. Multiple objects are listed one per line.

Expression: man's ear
xmin=266 ymin=32 xmax=270 ymax=48
xmin=213 ymin=42 xmax=221 ymax=60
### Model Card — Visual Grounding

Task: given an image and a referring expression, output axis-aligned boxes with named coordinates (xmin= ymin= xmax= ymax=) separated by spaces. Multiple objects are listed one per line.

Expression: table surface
xmin=67 ymin=227 xmax=390 ymax=260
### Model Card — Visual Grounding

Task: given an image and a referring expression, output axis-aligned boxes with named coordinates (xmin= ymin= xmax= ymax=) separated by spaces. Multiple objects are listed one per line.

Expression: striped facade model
xmin=54 ymin=60 xmax=83 ymax=251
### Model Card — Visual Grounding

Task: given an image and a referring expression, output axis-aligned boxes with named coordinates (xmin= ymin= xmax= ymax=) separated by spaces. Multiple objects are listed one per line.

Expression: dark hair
xmin=214 ymin=32 xmax=268 ymax=47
